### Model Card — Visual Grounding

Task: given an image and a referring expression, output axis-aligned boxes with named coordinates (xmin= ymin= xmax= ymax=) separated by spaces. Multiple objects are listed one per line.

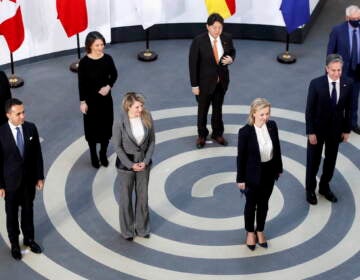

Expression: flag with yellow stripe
xmin=205 ymin=0 xmax=236 ymax=19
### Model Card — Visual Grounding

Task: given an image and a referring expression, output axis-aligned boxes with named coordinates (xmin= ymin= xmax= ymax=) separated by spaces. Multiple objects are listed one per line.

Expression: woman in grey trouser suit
xmin=112 ymin=92 xmax=155 ymax=241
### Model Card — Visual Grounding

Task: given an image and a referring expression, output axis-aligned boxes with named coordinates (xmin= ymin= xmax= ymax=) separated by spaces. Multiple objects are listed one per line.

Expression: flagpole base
xmin=8 ymin=75 xmax=24 ymax=88
xmin=138 ymin=49 xmax=158 ymax=62
xmin=277 ymin=52 xmax=297 ymax=64
xmin=70 ymin=60 xmax=80 ymax=73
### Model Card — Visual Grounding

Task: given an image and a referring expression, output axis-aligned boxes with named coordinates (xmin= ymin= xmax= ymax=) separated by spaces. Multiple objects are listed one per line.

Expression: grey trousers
xmin=118 ymin=167 xmax=150 ymax=238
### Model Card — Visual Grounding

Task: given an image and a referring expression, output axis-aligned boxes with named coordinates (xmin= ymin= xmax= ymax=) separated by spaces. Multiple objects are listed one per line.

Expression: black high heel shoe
xmin=246 ymin=232 xmax=256 ymax=251
xmin=256 ymin=231 xmax=268 ymax=248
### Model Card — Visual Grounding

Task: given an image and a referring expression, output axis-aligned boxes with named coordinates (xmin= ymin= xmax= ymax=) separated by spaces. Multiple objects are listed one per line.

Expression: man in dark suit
xmin=305 ymin=54 xmax=352 ymax=205
xmin=327 ymin=5 xmax=360 ymax=134
xmin=189 ymin=13 xmax=236 ymax=148
xmin=0 ymin=98 xmax=44 ymax=260
xmin=0 ymin=70 xmax=12 ymax=125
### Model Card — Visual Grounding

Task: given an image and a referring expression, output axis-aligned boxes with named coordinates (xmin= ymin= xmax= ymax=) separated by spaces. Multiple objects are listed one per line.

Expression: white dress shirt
xmin=129 ymin=117 xmax=145 ymax=145
xmin=327 ymin=76 xmax=340 ymax=103
xmin=208 ymin=34 xmax=224 ymax=63
xmin=254 ymin=124 xmax=273 ymax=162
xmin=8 ymin=121 xmax=24 ymax=145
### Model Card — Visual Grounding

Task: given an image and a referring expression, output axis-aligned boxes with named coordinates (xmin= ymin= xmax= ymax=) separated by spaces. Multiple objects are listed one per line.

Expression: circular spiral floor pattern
xmin=1 ymin=105 xmax=359 ymax=280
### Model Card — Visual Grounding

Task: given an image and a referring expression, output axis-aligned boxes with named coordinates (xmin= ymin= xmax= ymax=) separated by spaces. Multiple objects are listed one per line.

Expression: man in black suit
xmin=327 ymin=5 xmax=360 ymax=134
xmin=305 ymin=54 xmax=352 ymax=205
xmin=189 ymin=13 xmax=236 ymax=148
xmin=0 ymin=70 xmax=12 ymax=125
xmin=0 ymin=98 xmax=44 ymax=260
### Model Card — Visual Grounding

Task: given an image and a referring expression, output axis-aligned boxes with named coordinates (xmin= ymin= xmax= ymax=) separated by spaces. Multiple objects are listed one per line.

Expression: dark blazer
xmin=305 ymin=75 xmax=352 ymax=136
xmin=189 ymin=32 xmax=236 ymax=95
xmin=327 ymin=22 xmax=354 ymax=75
xmin=0 ymin=71 xmax=11 ymax=125
xmin=236 ymin=120 xmax=283 ymax=187
xmin=0 ymin=121 xmax=44 ymax=193
xmin=112 ymin=114 xmax=155 ymax=170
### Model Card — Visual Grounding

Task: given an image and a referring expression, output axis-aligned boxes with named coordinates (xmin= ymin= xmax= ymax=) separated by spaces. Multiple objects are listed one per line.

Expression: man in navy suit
xmin=189 ymin=13 xmax=236 ymax=148
xmin=0 ymin=98 xmax=44 ymax=260
xmin=327 ymin=5 xmax=360 ymax=134
xmin=305 ymin=54 xmax=352 ymax=205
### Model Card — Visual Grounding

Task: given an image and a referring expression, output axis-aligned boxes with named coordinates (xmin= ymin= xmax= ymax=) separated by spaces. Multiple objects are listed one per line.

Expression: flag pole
xmin=8 ymin=52 xmax=24 ymax=88
xmin=277 ymin=33 xmax=296 ymax=64
xmin=70 ymin=33 xmax=81 ymax=73
xmin=138 ymin=28 xmax=158 ymax=62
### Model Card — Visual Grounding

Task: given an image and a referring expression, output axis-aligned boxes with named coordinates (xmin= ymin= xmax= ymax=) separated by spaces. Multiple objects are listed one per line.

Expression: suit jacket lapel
xmin=250 ymin=126 xmax=261 ymax=162
xmin=5 ymin=123 xmax=23 ymax=159
xmin=22 ymin=122 xmax=30 ymax=157
xmin=205 ymin=35 xmax=217 ymax=66
xmin=123 ymin=115 xmax=138 ymax=146
xmin=266 ymin=121 xmax=277 ymax=145
xmin=342 ymin=24 xmax=351 ymax=56
xmin=338 ymin=77 xmax=349 ymax=106
xmin=137 ymin=120 xmax=148 ymax=146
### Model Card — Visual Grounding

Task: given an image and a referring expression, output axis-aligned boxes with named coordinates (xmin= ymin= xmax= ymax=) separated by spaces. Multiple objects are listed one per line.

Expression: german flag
xmin=205 ymin=0 xmax=236 ymax=19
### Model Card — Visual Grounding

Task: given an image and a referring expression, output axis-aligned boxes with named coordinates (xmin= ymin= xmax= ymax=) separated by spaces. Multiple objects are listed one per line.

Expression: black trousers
xmin=88 ymin=140 xmax=109 ymax=158
xmin=5 ymin=183 xmax=35 ymax=245
xmin=244 ymin=161 xmax=275 ymax=232
xmin=197 ymin=83 xmax=225 ymax=138
xmin=306 ymin=133 xmax=340 ymax=193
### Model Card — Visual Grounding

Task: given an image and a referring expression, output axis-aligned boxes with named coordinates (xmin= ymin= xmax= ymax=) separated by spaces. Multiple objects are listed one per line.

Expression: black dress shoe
xmin=143 ymin=234 xmax=150 ymax=239
xmin=306 ymin=191 xmax=317 ymax=205
xmin=211 ymin=135 xmax=228 ymax=146
xmin=319 ymin=190 xmax=338 ymax=203
xmin=123 ymin=236 xmax=133 ymax=241
xmin=245 ymin=232 xmax=256 ymax=251
xmin=196 ymin=137 xmax=206 ymax=149
xmin=91 ymin=159 xmax=100 ymax=169
xmin=11 ymin=244 xmax=22 ymax=260
xmin=352 ymin=126 xmax=360 ymax=135
xmin=24 ymin=240 xmax=42 ymax=254
xmin=99 ymin=154 xmax=109 ymax=167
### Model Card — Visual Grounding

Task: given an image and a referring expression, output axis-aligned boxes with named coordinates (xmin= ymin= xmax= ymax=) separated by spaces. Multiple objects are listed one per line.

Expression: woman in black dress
xmin=0 ymin=70 xmax=12 ymax=125
xmin=78 ymin=31 xmax=118 ymax=168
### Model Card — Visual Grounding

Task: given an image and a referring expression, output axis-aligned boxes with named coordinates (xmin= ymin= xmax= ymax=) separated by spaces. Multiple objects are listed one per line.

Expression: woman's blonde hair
xmin=247 ymin=98 xmax=271 ymax=125
xmin=122 ymin=92 xmax=152 ymax=128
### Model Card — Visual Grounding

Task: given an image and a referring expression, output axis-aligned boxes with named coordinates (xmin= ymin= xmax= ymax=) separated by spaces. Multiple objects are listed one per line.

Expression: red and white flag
xmin=57 ymin=0 xmax=88 ymax=38
xmin=0 ymin=0 xmax=25 ymax=52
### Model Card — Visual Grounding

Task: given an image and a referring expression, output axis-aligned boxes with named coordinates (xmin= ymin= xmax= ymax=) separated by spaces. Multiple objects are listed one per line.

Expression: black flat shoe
xmin=11 ymin=244 xmax=22 ymax=260
xmin=91 ymin=159 xmax=100 ymax=169
xmin=99 ymin=153 xmax=109 ymax=167
xmin=24 ymin=239 xmax=42 ymax=254
xmin=319 ymin=190 xmax=338 ymax=203
xmin=306 ymin=191 xmax=317 ymax=205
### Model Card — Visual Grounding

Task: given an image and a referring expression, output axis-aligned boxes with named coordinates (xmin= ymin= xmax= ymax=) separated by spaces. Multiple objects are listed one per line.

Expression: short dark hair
xmin=207 ymin=13 xmax=224 ymax=26
xmin=326 ymin=53 xmax=343 ymax=66
xmin=85 ymin=31 xmax=106 ymax=54
xmin=5 ymin=98 xmax=23 ymax=113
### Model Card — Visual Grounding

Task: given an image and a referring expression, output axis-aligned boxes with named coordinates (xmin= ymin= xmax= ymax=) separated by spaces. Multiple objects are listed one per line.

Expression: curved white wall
xmin=1 ymin=0 xmax=320 ymax=66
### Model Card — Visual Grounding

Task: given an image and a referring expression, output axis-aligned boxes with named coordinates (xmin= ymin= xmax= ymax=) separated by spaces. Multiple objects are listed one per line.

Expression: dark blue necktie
xmin=16 ymin=127 xmax=24 ymax=157
xmin=331 ymin=81 xmax=337 ymax=109
xmin=351 ymin=29 xmax=358 ymax=71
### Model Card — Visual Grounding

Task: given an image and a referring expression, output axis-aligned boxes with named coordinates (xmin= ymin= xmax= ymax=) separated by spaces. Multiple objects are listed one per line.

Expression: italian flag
xmin=205 ymin=0 xmax=236 ymax=19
